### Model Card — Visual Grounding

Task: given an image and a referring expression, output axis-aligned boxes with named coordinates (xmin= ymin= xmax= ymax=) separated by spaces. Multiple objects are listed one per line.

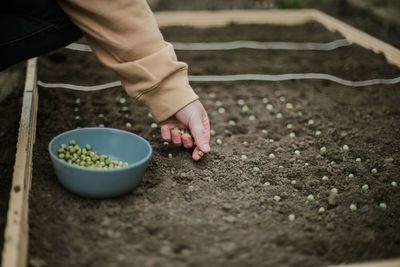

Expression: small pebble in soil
xmin=322 ymin=176 xmax=329 ymax=181
xmin=151 ymin=123 xmax=157 ymax=128
xmin=262 ymin=97 xmax=268 ymax=103
xmin=348 ymin=173 xmax=354 ymax=179
xmin=286 ymin=103 xmax=293 ymax=109
xmin=268 ymin=153 xmax=276 ymax=159
xmin=308 ymin=119 xmax=314 ymax=125
xmin=318 ymin=207 xmax=325 ymax=214
xmin=263 ymin=181 xmax=270 ymax=187
xmin=216 ymin=138 xmax=222 ymax=145
xmin=361 ymin=184 xmax=369 ymax=191
xmin=307 ymin=194 xmax=315 ymax=201
xmin=208 ymin=92 xmax=216 ymax=98
xmin=218 ymin=107 xmax=226 ymax=114
xmin=228 ymin=120 xmax=236 ymax=126
xmin=119 ymin=97 xmax=126 ymax=104
xmin=315 ymin=130 xmax=322 ymax=136
xmin=276 ymin=113 xmax=283 ymax=119
xmin=253 ymin=166 xmax=260 ymax=172
xmin=294 ymin=150 xmax=300 ymax=155
xmin=349 ymin=204 xmax=357 ymax=211
xmin=125 ymin=122 xmax=132 ymax=128
xmin=249 ymin=115 xmax=256 ymax=121
xmin=331 ymin=188 xmax=338 ymax=194
xmin=342 ymin=145 xmax=349 ymax=151
xmin=265 ymin=104 xmax=273 ymax=111
xmin=379 ymin=202 xmax=387 ymax=209
xmin=75 ymin=98 xmax=81 ymax=105
xmin=371 ymin=168 xmax=378 ymax=174
xmin=241 ymin=155 xmax=247 ymax=160
xmin=356 ymin=157 xmax=362 ymax=162
xmin=210 ymin=129 xmax=216 ymax=136
xmin=291 ymin=180 xmax=296 ymax=185
xmin=392 ymin=181 xmax=398 ymax=187
xmin=288 ymin=214 xmax=295 ymax=221
xmin=289 ymin=132 xmax=296 ymax=138
xmin=237 ymin=99 xmax=245 ymax=105
xmin=168 ymin=153 xmax=173 ymax=159
xmin=215 ymin=100 xmax=222 ymax=106
xmin=242 ymin=105 xmax=249 ymax=112
xmin=273 ymin=196 xmax=281 ymax=202
xmin=286 ymin=124 xmax=293 ymax=129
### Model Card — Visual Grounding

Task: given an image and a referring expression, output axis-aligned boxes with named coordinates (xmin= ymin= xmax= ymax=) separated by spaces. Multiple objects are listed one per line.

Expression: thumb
xmin=189 ymin=113 xmax=210 ymax=153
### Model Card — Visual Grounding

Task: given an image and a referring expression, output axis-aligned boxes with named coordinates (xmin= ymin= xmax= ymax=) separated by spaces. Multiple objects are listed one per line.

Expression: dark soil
xmin=0 ymin=64 xmax=25 ymax=255
xmin=28 ymin=22 xmax=400 ymax=267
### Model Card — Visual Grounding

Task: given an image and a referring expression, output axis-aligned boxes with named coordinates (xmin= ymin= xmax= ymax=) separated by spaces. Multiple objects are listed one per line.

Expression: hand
xmin=159 ymin=100 xmax=210 ymax=161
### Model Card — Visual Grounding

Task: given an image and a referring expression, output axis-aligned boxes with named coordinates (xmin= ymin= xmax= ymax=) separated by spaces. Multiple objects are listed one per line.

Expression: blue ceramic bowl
xmin=48 ymin=127 xmax=152 ymax=198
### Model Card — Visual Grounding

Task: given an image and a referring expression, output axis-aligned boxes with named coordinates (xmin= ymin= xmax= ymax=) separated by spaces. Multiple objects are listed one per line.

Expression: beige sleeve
xmin=57 ymin=0 xmax=199 ymax=122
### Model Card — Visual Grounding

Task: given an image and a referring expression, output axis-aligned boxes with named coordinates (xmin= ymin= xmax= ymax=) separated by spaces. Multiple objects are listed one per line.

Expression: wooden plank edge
xmin=1 ymin=58 xmax=38 ymax=267
xmin=329 ymin=257 xmax=400 ymax=267
xmin=155 ymin=9 xmax=316 ymax=27
xmin=310 ymin=9 xmax=400 ymax=68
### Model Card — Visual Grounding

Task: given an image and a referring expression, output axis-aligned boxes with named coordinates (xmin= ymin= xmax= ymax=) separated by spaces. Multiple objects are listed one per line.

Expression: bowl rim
xmin=48 ymin=127 xmax=152 ymax=173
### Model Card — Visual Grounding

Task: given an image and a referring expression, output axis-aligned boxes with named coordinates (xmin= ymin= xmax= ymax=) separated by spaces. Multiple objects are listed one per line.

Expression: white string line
xmin=37 ymin=73 xmax=400 ymax=91
xmin=65 ymin=39 xmax=352 ymax=52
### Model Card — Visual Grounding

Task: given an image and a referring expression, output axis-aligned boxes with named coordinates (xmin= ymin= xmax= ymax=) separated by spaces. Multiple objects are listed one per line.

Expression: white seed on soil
xmin=330 ymin=161 xmax=336 ymax=165
xmin=249 ymin=115 xmax=256 ymax=121
xmin=241 ymin=155 xmax=247 ymax=160
xmin=298 ymin=111 xmax=303 ymax=116
xmin=98 ymin=113 xmax=104 ymax=118
xmin=208 ymin=92 xmax=216 ymax=98
xmin=320 ymin=147 xmax=327 ymax=153
xmin=268 ymin=153 xmax=276 ymax=159
xmin=279 ymin=96 xmax=286 ymax=102
xmin=265 ymin=104 xmax=273 ymax=111
xmin=278 ymin=165 xmax=283 ymax=169
xmin=121 ymin=106 xmax=128 ymax=111
xmin=286 ymin=103 xmax=293 ymax=109
xmin=361 ymin=184 xmax=369 ymax=191
xmin=151 ymin=123 xmax=158 ymax=128
xmin=356 ymin=157 xmax=362 ymax=162
xmin=276 ymin=113 xmax=283 ymax=119
xmin=307 ymin=194 xmax=315 ymax=201
xmin=287 ymin=124 xmax=293 ymax=129
xmin=371 ymin=168 xmax=378 ymax=174
xmin=288 ymin=214 xmax=295 ymax=221
xmin=392 ymin=181 xmax=398 ymax=187
xmin=163 ymin=142 xmax=169 ymax=145
xmin=322 ymin=176 xmax=329 ymax=181
xmin=218 ymin=107 xmax=226 ymax=114
xmin=216 ymin=139 xmax=222 ymax=145
xmin=261 ymin=129 xmax=268 ymax=134
xmin=119 ymin=97 xmax=126 ymax=104
xmin=228 ymin=120 xmax=236 ymax=126
xmin=274 ymin=90 xmax=281 ymax=96
xmin=269 ymin=139 xmax=274 ymax=143
xmin=237 ymin=99 xmax=245 ymax=105
xmin=147 ymin=112 xmax=153 ymax=118
xmin=318 ymin=207 xmax=325 ymax=213
xmin=331 ymin=188 xmax=338 ymax=194
xmin=74 ymin=116 xmax=80 ymax=120
xmin=263 ymin=181 xmax=270 ymax=187
xmin=242 ymin=105 xmax=249 ymax=112
xmin=291 ymin=180 xmax=296 ymax=185
xmin=75 ymin=98 xmax=81 ymax=104
xmin=253 ymin=166 xmax=260 ymax=172
xmin=308 ymin=119 xmax=314 ymax=125
xmin=98 ymin=124 xmax=104 ymax=127
xmin=273 ymin=195 xmax=281 ymax=202
xmin=215 ymin=100 xmax=222 ymax=106
xmin=125 ymin=122 xmax=132 ymax=128
xmin=168 ymin=153 xmax=173 ymax=159
xmin=289 ymin=132 xmax=296 ymax=138
xmin=315 ymin=130 xmax=322 ymax=136
xmin=243 ymin=141 xmax=249 ymax=145
xmin=262 ymin=97 xmax=269 ymax=103
xmin=210 ymin=129 xmax=216 ymax=136
xmin=348 ymin=173 xmax=354 ymax=179
xmin=379 ymin=202 xmax=387 ymax=209
xmin=342 ymin=144 xmax=349 ymax=151
xmin=74 ymin=107 xmax=79 ymax=112
xmin=294 ymin=150 xmax=300 ymax=155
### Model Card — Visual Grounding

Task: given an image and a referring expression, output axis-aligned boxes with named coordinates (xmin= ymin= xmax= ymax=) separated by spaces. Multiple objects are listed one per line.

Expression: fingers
xmin=181 ymin=133 xmax=194 ymax=149
xmin=160 ymin=125 xmax=171 ymax=142
xmin=192 ymin=146 xmax=202 ymax=161
xmin=171 ymin=128 xmax=182 ymax=146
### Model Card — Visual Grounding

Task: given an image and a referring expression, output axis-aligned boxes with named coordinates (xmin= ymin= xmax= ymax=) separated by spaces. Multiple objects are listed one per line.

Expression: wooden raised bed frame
xmin=1 ymin=9 xmax=399 ymax=267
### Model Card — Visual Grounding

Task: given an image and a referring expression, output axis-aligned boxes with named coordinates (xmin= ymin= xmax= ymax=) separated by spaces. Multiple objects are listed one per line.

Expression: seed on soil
xmin=198 ymin=151 xmax=204 ymax=157
xmin=350 ymin=204 xmax=357 ymax=211
xmin=331 ymin=188 xmax=338 ymax=194
xmin=75 ymin=98 xmax=81 ymax=105
xmin=356 ymin=157 xmax=362 ymax=162
xmin=289 ymin=132 xmax=296 ymax=138
xmin=168 ymin=153 xmax=173 ymax=159
xmin=262 ymin=97 xmax=268 ymax=103
xmin=288 ymin=214 xmax=295 ymax=221
xmin=263 ymin=181 xmax=270 ymax=187
xmin=241 ymin=155 xmax=247 ymax=160
xmin=348 ymin=173 xmax=354 ymax=179
xmin=253 ymin=166 xmax=260 ymax=172
xmin=216 ymin=138 xmax=222 ymax=145
xmin=297 ymin=111 xmax=303 ymax=116
xmin=121 ymin=106 xmax=128 ymax=111
xmin=287 ymin=124 xmax=293 ymax=129
xmin=74 ymin=116 xmax=80 ymax=120
xmin=274 ymin=90 xmax=281 ymax=96
xmin=308 ymin=119 xmax=314 ymax=125
xmin=208 ymin=92 xmax=216 ymax=98
xmin=285 ymin=103 xmax=293 ymax=109
xmin=342 ymin=145 xmax=349 ymax=151
xmin=269 ymin=139 xmax=274 ymax=143
xmin=268 ymin=153 xmax=275 ymax=159
xmin=249 ymin=115 xmax=256 ymax=121
xmin=125 ymin=122 xmax=132 ymax=128
xmin=315 ymin=130 xmax=322 ymax=136
xmin=392 ymin=181 xmax=398 ymax=187
xmin=242 ymin=105 xmax=249 ymax=112
xmin=330 ymin=161 xmax=336 ymax=165
xmin=218 ymin=107 xmax=226 ymax=114
xmin=237 ymin=99 xmax=245 ymax=105
xmin=294 ymin=150 xmax=300 ymax=155
xmin=210 ymin=129 xmax=216 ymax=136
xmin=318 ymin=207 xmax=325 ymax=213
xmin=273 ymin=196 xmax=281 ymax=202
xmin=320 ymin=147 xmax=327 ymax=154
xmin=371 ymin=168 xmax=378 ymax=174
xmin=322 ymin=175 xmax=329 ymax=181
xmin=74 ymin=107 xmax=79 ymax=112
xmin=379 ymin=203 xmax=387 ymax=209
xmin=228 ymin=120 xmax=236 ymax=126
xmin=147 ymin=112 xmax=153 ymax=118
xmin=243 ymin=141 xmax=249 ymax=145
xmin=151 ymin=123 xmax=157 ymax=128
xmin=265 ymin=104 xmax=273 ymax=110
xmin=98 ymin=113 xmax=104 ymax=118
xmin=215 ymin=100 xmax=222 ymax=106
xmin=279 ymin=96 xmax=286 ymax=102
xmin=361 ymin=184 xmax=369 ymax=191
xmin=163 ymin=142 xmax=169 ymax=145
xmin=307 ymin=194 xmax=314 ymax=201
xmin=119 ymin=97 xmax=126 ymax=104
xmin=291 ymin=180 xmax=296 ymax=185
xmin=276 ymin=113 xmax=283 ymax=119
xmin=98 ymin=124 xmax=104 ymax=127
xmin=261 ymin=129 xmax=268 ymax=134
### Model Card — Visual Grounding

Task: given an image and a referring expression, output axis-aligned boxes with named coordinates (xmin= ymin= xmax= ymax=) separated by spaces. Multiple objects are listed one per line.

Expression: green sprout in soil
xmin=75 ymin=98 xmax=81 ymax=105
xmin=279 ymin=96 xmax=286 ymax=102
xmin=119 ymin=97 xmax=126 ymax=104
xmin=308 ymin=119 xmax=314 ymax=125
xmin=261 ymin=129 xmax=268 ymax=134
xmin=208 ymin=92 xmax=216 ymax=98
xmin=198 ymin=151 xmax=204 ymax=157
xmin=228 ymin=120 xmax=236 ymax=126
xmin=57 ymin=140 xmax=128 ymax=169
xmin=242 ymin=105 xmax=249 ymax=112
xmin=291 ymin=180 xmax=296 ymax=185
xmin=237 ymin=99 xmax=245 ymax=106
xmin=287 ymin=124 xmax=293 ymax=129
xmin=168 ymin=153 xmax=173 ymax=159
xmin=125 ymin=122 xmax=132 ymax=128
xmin=253 ymin=166 xmax=260 ymax=172
xmin=151 ymin=123 xmax=157 ymax=129
xmin=265 ymin=104 xmax=273 ymax=111
xmin=276 ymin=113 xmax=283 ymax=119
xmin=320 ymin=147 xmax=327 ymax=154
xmin=215 ymin=100 xmax=222 ymax=106
xmin=262 ymin=97 xmax=268 ymax=103
xmin=218 ymin=107 xmax=226 ymax=114
xmin=249 ymin=115 xmax=256 ymax=121
xmin=241 ymin=155 xmax=247 ymax=160
xmin=286 ymin=103 xmax=293 ymax=109
xmin=294 ymin=150 xmax=300 ymax=155
xmin=243 ymin=141 xmax=249 ymax=145
xmin=268 ymin=153 xmax=275 ymax=159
